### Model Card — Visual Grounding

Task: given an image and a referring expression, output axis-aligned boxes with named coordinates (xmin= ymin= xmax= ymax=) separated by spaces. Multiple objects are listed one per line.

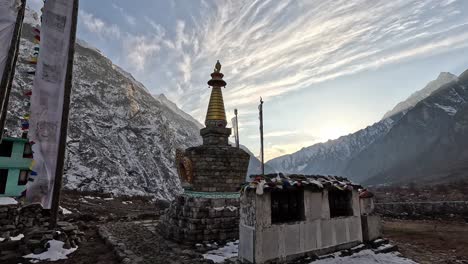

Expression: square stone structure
xmin=238 ymin=174 xmax=381 ymax=264
xmin=160 ymin=61 xmax=250 ymax=243
xmin=180 ymin=143 xmax=250 ymax=192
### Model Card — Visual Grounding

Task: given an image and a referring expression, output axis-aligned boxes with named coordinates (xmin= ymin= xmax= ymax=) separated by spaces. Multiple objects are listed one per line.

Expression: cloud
xmin=123 ymin=35 xmax=161 ymax=71
xmin=112 ymin=3 xmax=137 ymax=26
xmin=79 ymin=10 xmax=121 ymax=39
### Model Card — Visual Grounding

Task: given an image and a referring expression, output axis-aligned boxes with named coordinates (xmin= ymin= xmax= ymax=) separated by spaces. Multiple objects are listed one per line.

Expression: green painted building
xmin=0 ymin=137 xmax=32 ymax=197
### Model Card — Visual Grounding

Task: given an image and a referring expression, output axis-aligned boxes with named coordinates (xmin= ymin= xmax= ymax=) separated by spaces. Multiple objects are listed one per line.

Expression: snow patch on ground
xmin=202 ymin=242 xmax=417 ymax=264
xmin=203 ymin=240 xmax=239 ymax=263
xmin=60 ymin=206 xmax=72 ymax=215
xmin=0 ymin=197 xmax=18 ymax=205
xmin=434 ymin=103 xmax=457 ymax=115
xmin=23 ymin=240 xmax=77 ymax=262
xmin=311 ymin=250 xmax=418 ymax=264
xmin=11 ymin=233 xmax=24 ymax=241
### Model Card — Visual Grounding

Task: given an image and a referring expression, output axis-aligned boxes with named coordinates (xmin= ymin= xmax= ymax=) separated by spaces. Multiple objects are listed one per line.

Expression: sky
xmin=29 ymin=0 xmax=468 ymax=161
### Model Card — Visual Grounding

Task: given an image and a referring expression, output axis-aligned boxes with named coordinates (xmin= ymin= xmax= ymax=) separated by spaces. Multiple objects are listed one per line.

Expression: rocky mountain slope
xmin=267 ymin=70 xmax=468 ymax=185
xmin=382 ymin=72 xmax=458 ymax=119
xmin=5 ymin=9 xmax=259 ymax=199
xmin=348 ymin=69 xmax=468 ymax=185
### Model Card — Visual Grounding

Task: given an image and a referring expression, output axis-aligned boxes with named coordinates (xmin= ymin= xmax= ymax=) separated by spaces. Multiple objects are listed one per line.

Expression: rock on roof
xmin=243 ymin=173 xmax=362 ymax=195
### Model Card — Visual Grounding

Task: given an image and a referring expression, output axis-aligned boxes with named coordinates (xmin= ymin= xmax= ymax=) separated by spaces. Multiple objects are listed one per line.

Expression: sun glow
xmin=318 ymin=125 xmax=352 ymax=142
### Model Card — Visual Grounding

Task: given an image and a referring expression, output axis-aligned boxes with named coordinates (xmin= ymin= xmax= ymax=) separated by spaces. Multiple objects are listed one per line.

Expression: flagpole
xmin=259 ymin=97 xmax=264 ymax=175
xmin=234 ymin=108 xmax=239 ymax=148
xmin=0 ymin=0 xmax=26 ymax=140
xmin=50 ymin=0 xmax=79 ymax=228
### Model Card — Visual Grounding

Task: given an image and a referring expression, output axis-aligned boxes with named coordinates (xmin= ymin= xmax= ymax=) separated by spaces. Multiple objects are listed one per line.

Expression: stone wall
xmin=159 ymin=194 xmax=240 ymax=243
xmin=185 ymin=145 xmax=250 ymax=192
xmin=0 ymin=204 xmax=19 ymax=235
xmin=375 ymin=201 xmax=468 ymax=218
xmin=0 ymin=203 xmax=84 ymax=262
xmin=0 ymin=204 xmax=50 ymax=237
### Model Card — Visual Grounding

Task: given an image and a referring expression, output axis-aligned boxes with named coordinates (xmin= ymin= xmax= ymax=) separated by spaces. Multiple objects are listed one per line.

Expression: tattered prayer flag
xmin=27 ymin=70 xmax=35 ymax=75
xmin=24 ymin=90 xmax=32 ymax=96
xmin=28 ymin=0 xmax=79 ymax=209
xmin=33 ymin=28 xmax=40 ymax=34
xmin=29 ymin=161 xmax=35 ymax=170
xmin=34 ymin=35 xmax=40 ymax=41
xmin=31 ymin=171 xmax=38 ymax=176
xmin=33 ymin=38 xmax=40 ymax=44
xmin=34 ymin=47 xmax=39 ymax=51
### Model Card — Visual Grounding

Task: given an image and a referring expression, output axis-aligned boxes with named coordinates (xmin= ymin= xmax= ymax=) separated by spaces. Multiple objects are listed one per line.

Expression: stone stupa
xmin=159 ymin=61 xmax=250 ymax=243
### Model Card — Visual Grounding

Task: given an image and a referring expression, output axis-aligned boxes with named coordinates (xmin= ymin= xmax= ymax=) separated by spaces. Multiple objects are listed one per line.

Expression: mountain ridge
xmin=267 ymin=70 xmax=468 ymax=185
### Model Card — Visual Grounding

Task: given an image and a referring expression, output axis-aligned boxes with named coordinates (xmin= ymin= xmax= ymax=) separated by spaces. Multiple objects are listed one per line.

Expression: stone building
xmin=238 ymin=174 xmax=381 ymax=263
xmin=159 ymin=61 xmax=250 ymax=243
xmin=0 ymin=137 xmax=32 ymax=197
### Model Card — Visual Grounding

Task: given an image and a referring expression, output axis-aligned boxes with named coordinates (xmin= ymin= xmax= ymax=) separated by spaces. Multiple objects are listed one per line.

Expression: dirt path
xmin=383 ymin=218 xmax=468 ymax=264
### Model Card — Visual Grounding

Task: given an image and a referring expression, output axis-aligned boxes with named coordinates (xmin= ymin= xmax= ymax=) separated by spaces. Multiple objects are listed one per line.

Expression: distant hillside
xmin=353 ymin=69 xmax=468 ymax=185
xmin=382 ymin=72 xmax=458 ymax=119
xmin=267 ymin=70 xmax=468 ymax=186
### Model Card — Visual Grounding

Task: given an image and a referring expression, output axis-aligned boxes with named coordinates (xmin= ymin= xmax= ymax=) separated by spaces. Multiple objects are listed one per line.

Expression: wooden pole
xmin=0 ymin=0 xmax=26 ymax=141
xmin=50 ymin=0 xmax=79 ymax=228
xmin=234 ymin=108 xmax=239 ymax=148
xmin=259 ymin=97 xmax=264 ymax=175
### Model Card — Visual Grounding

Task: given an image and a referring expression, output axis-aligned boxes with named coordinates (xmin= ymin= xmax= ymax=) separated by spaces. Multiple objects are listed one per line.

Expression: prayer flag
xmin=27 ymin=0 xmax=79 ymax=209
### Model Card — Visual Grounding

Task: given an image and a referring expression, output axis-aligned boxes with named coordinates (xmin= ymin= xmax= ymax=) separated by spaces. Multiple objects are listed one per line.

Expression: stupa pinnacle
xmin=200 ymin=61 xmax=232 ymax=146
xmin=205 ymin=60 xmax=227 ymax=128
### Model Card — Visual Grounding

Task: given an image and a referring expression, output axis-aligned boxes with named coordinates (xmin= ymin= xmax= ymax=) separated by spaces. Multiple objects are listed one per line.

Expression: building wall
xmin=0 ymin=140 xmax=30 ymax=197
xmin=239 ymin=189 xmax=363 ymax=263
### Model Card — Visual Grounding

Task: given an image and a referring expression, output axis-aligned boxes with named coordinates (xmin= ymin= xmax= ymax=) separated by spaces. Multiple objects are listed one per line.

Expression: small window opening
xmin=23 ymin=143 xmax=33 ymax=158
xmin=271 ymin=189 xmax=304 ymax=224
xmin=0 ymin=140 xmax=13 ymax=157
xmin=0 ymin=169 xmax=8 ymax=194
xmin=328 ymin=189 xmax=353 ymax=218
xmin=18 ymin=170 xmax=29 ymax=186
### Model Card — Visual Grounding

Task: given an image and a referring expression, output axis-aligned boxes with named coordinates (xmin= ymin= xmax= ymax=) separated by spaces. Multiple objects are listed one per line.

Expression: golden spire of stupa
xmin=205 ymin=60 xmax=227 ymax=128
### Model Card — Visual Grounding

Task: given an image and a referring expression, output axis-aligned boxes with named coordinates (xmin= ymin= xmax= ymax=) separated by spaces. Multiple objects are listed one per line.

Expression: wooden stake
xmin=0 ymin=0 xmax=26 ymax=141
xmin=50 ymin=0 xmax=79 ymax=228
xmin=259 ymin=97 xmax=264 ymax=175
xmin=234 ymin=108 xmax=239 ymax=148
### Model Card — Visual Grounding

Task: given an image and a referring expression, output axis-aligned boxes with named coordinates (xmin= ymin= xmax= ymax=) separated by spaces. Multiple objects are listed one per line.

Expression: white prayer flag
xmin=27 ymin=0 xmax=77 ymax=208
xmin=232 ymin=117 xmax=238 ymax=140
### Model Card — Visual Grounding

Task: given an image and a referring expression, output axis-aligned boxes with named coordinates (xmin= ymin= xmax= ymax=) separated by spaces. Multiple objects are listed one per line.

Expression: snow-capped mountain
xmin=382 ymin=72 xmax=458 ymax=119
xmin=267 ymin=70 xmax=468 ymax=185
xmin=5 ymin=8 xmax=260 ymax=199
xmin=266 ymin=115 xmax=400 ymax=176
xmin=348 ymin=69 xmax=468 ymax=185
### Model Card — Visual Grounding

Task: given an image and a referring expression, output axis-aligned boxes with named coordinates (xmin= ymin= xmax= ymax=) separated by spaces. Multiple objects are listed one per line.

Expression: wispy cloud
xmin=140 ymin=0 xmax=468 ymax=123
xmin=112 ymin=3 xmax=136 ymax=26
xmin=79 ymin=10 xmax=121 ymax=39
